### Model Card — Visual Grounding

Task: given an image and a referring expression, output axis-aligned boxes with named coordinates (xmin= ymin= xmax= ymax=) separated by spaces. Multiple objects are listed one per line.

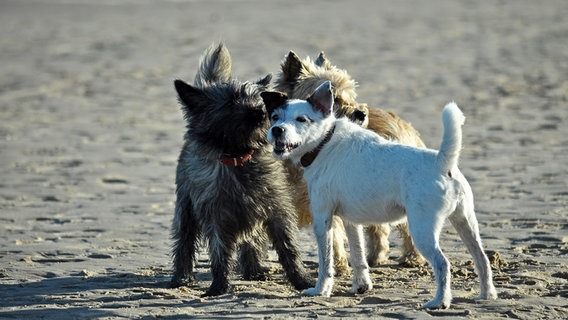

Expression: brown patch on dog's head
xmin=275 ymin=51 xmax=358 ymax=117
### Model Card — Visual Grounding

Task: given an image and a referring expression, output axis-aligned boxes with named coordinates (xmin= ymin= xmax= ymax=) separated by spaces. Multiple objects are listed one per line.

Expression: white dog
xmin=260 ymin=81 xmax=497 ymax=309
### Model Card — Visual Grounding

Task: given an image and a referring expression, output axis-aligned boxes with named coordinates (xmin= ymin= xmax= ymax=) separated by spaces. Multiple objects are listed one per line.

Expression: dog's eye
xmin=271 ymin=114 xmax=279 ymax=122
xmin=296 ymin=116 xmax=307 ymax=123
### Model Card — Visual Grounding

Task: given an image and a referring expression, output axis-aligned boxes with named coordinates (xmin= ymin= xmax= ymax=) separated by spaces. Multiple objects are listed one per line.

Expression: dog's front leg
xmin=265 ymin=215 xmax=315 ymax=290
xmin=303 ymin=211 xmax=334 ymax=297
xmin=171 ymin=194 xmax=198 ymax=288
xmin=344 ymin=221 xmax=372 ymax=294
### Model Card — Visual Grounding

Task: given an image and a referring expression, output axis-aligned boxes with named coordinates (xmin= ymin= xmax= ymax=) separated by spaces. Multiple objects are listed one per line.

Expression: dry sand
xmin=1 ymin=0 xmax=567 ymax=319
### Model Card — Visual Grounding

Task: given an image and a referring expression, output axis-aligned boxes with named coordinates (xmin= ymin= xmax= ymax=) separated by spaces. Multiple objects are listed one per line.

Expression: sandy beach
xmin=1 ymin=0 xmax=567 ymax=319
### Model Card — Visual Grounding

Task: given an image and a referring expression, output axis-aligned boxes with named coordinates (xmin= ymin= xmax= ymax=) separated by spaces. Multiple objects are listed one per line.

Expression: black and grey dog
xmin=171 ymin=43 xmax=314 ymax=297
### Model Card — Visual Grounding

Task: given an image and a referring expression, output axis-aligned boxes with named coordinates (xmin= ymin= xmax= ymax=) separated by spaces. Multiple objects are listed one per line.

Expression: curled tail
xmin=437 ymin=102 xmax=466 ymax=173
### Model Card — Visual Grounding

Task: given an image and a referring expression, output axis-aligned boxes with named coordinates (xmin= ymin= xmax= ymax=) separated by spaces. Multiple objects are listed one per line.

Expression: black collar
xmin=300 ymin=125 xmax=336 ymax=167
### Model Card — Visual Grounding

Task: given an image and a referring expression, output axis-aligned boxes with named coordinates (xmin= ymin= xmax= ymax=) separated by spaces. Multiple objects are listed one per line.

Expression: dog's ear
xmin=314 ymin=52 xmax=331 ymax=68
xmin=280 ymin=51 xmax=303 ymax=84
xmin=307 ymin=81 xmax=333 ymax=117
xmin=349 ymin=109 xmax=367 ymax=126
xmin=256 ymin=73 xmax=272 ymax=89
xmin=194 ymin=42 xmax=232 ymax=86
xmin=261 ymin=91 xmax=288 ymax=116
xmin=174 ymin=79 xmax=206 ymax=115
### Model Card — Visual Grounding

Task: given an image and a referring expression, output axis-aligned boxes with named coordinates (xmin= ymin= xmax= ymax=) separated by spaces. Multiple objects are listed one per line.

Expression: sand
xmin=1 ymin=0 xmax=567 ymax=319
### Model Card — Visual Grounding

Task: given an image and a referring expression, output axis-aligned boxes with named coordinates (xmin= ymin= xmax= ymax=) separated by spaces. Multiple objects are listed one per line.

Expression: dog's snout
xmin=271 ymin=126 xmax=284 ymax=138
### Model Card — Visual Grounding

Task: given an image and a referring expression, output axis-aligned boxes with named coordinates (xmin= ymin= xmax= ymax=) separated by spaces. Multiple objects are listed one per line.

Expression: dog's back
xmin=303 ymin=103 xmax=466 ymax=224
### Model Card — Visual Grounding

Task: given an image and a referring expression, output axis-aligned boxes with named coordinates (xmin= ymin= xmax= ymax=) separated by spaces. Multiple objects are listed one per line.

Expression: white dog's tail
xmin=436 ymin=102 xmax=466 ymax=174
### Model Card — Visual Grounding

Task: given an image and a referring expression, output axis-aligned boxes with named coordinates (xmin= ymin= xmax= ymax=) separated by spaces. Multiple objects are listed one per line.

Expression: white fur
xmin=267 ymin=81 xmax=497 ymax=309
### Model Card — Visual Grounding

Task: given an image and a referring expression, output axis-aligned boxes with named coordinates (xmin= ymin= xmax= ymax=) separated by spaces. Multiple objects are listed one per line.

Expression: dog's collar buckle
xmin=219 ymin=150 xmax=254 ymax=167
xmin=301 ymin=125 xmax=335 ymax=167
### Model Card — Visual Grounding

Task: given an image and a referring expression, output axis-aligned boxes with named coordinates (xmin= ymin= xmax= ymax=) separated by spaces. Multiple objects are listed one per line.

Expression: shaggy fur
xmin=262 ymin=82 xmax=497 ymax=309
xmin=274 ymin=51 xmax=425 ymax=271
xmin=171 ymin=43 xmax=313 ymax=296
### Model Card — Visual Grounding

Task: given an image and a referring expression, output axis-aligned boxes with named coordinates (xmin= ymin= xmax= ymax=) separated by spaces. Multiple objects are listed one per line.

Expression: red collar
xmin=219 ymin=150 xmax=254 ymax=167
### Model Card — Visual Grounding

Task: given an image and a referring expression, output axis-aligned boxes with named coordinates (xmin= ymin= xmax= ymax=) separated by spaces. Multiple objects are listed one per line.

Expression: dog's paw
xmin=475 ymin=287 xmax=498 ymax=301
xmin=423 ymin=298 xmax=451 ymax=310
xmin=349 ymin=282 xmax=372 ymax=295
xmin=349 ymin=277 xmax=372 ymax=294
xmin=397 ymin=250 xmax=427 ymax=267
xmin=349 ymin=267 xmax=372 ymax=294
xmin=242 ymin=266 xmax=270 ymax=281
xmin=202 ymin=288 xmax=228 ymax=297
xmin=367 ymin=252 xmax=389 ymax=267
xmin=170 ymin=275 xmax=194 ymax=288
xmin=292 ymin=275 xmax=316 ymax=290
xmin=202 ymin=282 xmax=230 ymax=297
xmin=334 ymin=257 xmax=351 ymax=276
xmin=302 ymin=279 xmax=333 ymax=297
xmin=303 ymin=287 xmax=331 ymax=297
xmin=302 ymin=277 xmax=333 ymax=296
xmin=303 ymin=287 xmax=320 ymax=296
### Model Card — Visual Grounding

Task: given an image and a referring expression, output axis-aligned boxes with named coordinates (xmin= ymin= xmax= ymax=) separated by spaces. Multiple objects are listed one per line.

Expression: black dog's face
xmin=175 ymin=75 xmax=271 ymax=156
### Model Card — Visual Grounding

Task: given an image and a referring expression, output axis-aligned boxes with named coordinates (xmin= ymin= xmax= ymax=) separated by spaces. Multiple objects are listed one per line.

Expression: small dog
xmin=171 ymin=43 xmax=313 ymax=297
xmin=261 ymin=81 xmax=497 ymax=309
xmin=275 ymin=51 xmax=425 ymax=271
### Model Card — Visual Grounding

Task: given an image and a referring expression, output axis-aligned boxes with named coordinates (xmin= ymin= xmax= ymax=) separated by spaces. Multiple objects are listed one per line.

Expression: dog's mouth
xmin=273 ymin=141 xmax=300 ymax=155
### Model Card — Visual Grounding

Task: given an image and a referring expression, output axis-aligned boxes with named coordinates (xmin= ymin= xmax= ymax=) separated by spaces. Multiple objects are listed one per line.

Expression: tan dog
xmin=275 ymin=51 xmax=426 ymax=273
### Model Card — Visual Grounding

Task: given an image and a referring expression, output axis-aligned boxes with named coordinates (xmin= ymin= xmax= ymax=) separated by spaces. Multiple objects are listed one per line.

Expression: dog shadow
xmin=0 ymin=263 xmax=305 ymax=319
xmin=0 ymin=270 xmax=174 ymax=319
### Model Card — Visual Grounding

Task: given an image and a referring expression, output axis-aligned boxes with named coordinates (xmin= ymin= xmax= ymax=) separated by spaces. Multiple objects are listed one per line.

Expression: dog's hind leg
xmin=266 ymin=215 xmax=315 ymax=291
xmin=344 ymin=221 xmax=372 ymax=294
xmin=407 ymin=205 xmax=452 ymax=309
xmin=365 ymin=224 xmax=390 ymax=266
xmin=396 ymin=222 xmax=427 ymax=267
xmin=171 ymin=194 xmax=199 ymax=288
xmin=332 ymin=216 xmax=350 ymax=275
xmin=448 ymin=189 xmax=497 ymax=301
xmin=239 ymin=230 xmax=269 ymax=281
xmin=203 ymin=229 xmax=238 ymax=297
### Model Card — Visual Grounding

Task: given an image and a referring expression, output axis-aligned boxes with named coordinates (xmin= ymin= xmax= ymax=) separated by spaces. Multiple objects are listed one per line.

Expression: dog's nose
xmin=271 ymin=126 xmax=284 ymax=138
